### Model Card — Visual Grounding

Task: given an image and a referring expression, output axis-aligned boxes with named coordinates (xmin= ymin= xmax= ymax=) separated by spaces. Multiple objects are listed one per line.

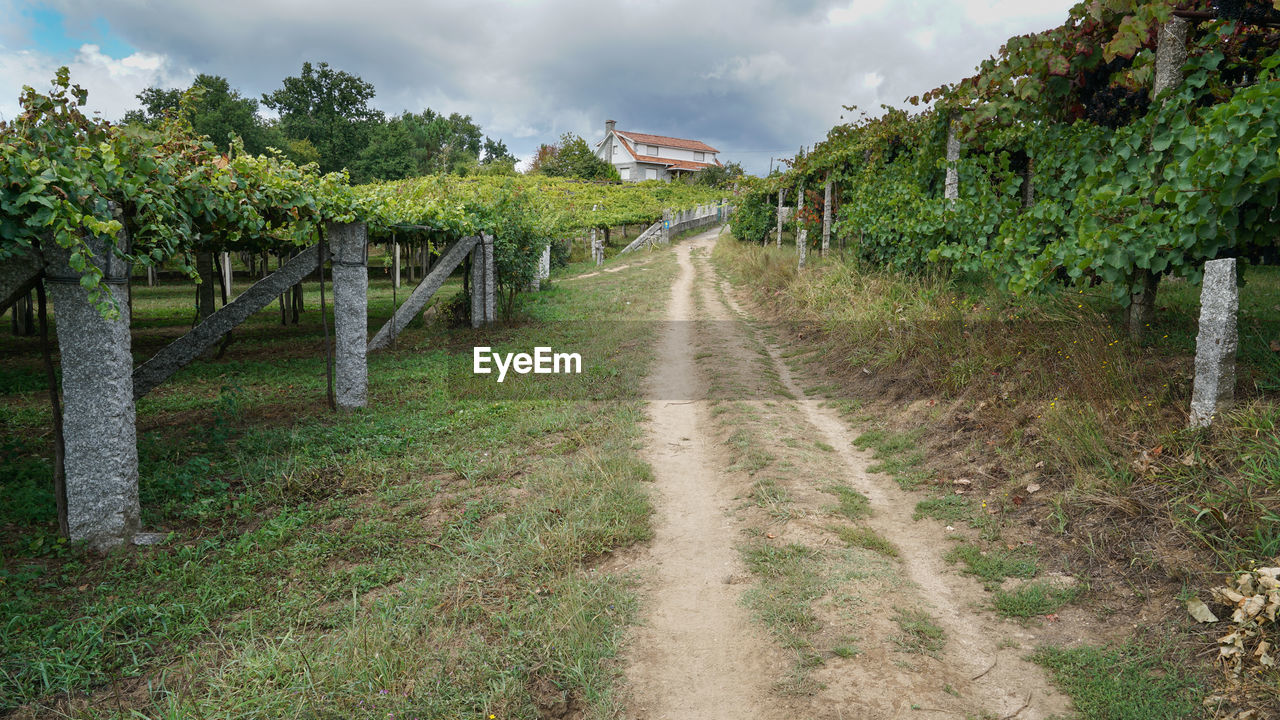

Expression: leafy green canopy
xmin=532 ymin=133 xmax=621 ymax=182
xmin=1 ymin=70 xmax=725 ymax=316
xmin=747 ymin=1 xmax=1280 ymax=304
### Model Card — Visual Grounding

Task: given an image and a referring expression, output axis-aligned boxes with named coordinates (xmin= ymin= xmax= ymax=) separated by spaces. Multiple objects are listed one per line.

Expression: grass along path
xmin=1 ymin=245 xmax=679 ymax=717
xmin=686 ymin=237 xmax=1074 ymax=718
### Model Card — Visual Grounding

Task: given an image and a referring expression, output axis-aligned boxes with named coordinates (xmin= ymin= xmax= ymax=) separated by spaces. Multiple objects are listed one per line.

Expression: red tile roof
xmin=617 ymin=130 xmax=719 ymax=154
xmin=632 ymin=154 xmax=720 ymax=171
xmin=614 ymin=135 xmax=721 ymax=172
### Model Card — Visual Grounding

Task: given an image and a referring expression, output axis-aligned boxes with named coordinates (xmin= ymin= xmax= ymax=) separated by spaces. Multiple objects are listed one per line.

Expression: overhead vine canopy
xmin=749 ymin=0 xmax=1280 ymax=304
xmin=1 ymin=69 xmax=726 ymax=317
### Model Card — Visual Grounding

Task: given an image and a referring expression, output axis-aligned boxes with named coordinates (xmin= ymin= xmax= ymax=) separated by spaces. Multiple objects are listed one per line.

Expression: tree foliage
xmin=124 ymin=74 xmax=282 ymax=157
xmin=747 ymin=1 xmax=1280 ymax=313
xmin=532 ymin=133 xmax=621 ymax=182
xmin=261 ymin=61 xmax=383 ymax=175
xmin=2 ymin=69 xmax=724 ymax=317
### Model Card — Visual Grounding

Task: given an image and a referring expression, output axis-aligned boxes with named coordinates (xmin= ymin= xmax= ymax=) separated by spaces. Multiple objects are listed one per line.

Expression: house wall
xmin=597 ymin=130 xmax=722 ymax=182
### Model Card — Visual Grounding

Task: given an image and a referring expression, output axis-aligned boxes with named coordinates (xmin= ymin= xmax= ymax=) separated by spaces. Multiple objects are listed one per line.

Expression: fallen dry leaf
xmin=1217 ymin=588 xmax=1247 ymax=604
xmin=1187 ymin=597 xmax=1219 ymax=623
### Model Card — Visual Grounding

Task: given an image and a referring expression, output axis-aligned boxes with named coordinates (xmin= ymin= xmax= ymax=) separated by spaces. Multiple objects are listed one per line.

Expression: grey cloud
xmin=41 ymin=0 xmax=1076 ymax=174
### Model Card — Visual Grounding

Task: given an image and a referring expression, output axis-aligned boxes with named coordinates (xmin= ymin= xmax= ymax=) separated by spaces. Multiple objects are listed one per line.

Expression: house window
xmin=695 ymin=152 xmax=704 ymax=162
xmin=621 ymin=167 xmax=630 ymax=180
xmin=645 ymin=168 xmax=657 ymax=180
xmin=648 ymin=145 xmax=659 ymax=155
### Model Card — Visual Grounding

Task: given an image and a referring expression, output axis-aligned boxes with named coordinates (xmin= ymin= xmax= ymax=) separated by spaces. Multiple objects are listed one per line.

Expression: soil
xmin=621 ymin=228 xmax=1082 ymax=719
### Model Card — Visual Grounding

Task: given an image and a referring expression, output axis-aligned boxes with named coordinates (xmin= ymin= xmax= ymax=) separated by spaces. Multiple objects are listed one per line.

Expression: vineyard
xmin=5 ymin=0 xmax=1280 ymax=716
xmin=722 ymin=1 xmax=1280 ymax=712
xmin=0 ymin=68 xmax=726 ymax=555
xmin=1 ymin=71 xmax=724 ymax=317
xmin=737 ymin=0 xmax=1279 ymax=339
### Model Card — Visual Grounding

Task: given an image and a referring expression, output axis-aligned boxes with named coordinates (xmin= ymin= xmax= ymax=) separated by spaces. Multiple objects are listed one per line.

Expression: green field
xmin=0 ymin=245 xmax=675 ymax=717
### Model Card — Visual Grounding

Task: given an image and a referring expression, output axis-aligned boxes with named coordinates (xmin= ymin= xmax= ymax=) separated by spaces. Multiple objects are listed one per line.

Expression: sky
xmin=0 ymin=0 xmax=1080 ymax=176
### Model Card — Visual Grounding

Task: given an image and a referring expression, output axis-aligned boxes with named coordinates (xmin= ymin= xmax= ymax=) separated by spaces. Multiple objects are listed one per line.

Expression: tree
xmin=391 ymin=109 xmax=485 ymax=175
xmin=351 ymin=119 xmax=416 ymax=183
xmin=687 ymin=161 xmax=744 ymax=188
xmin=482 ymin=136 xmax=517 ymax=166
xmin=534 ymin=133 xmax=620 ymax=181
xmin=261 ymin=61 xmax=382 ymax=174
xmin=124 ymin=74 xmax=274 ymax=156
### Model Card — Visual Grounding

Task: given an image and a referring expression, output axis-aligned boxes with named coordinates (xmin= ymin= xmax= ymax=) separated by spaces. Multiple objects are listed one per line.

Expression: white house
xmin=594 ymin=120 xmax=722 ymax=182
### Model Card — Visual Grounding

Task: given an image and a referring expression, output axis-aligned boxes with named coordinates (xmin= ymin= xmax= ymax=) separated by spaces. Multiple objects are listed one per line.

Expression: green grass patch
xmin=890 ymin=608 xmax=945 ymax=655
xmin=853 ymin=428 xmax=931 ymax=488
xmin=1031 ymin=642 xmax=1205 ymax=719
xmin=727 ymin=429 xmax=773 ymax=475
xmin=944 ymin=543 xmax=1039 ymax=588
xmin=750 ymin=477 xmax=795 ymax=521
xmin=823 ymin=484 xmax=871 ymax=521
xmin=993 ymin=582 xmax=1081 ymax=618
xmin=740 ymin=542 xmax=827 ymax=694
xmin=0 ymin=250 xmax=681 ymax=716
xmin=833 ymin=525 xmax=899 ymax=559
xmin=913 ymin=495 xmax=972 ymax=523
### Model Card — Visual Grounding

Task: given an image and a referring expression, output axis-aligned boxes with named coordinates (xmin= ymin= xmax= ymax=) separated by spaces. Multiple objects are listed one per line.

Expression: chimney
xmin=605 ymin=119 xmax=616 ymax=135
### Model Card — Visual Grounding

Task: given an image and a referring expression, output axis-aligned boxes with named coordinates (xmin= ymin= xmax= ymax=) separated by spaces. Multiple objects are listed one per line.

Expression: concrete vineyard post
xmin=327 ymin=221 xmax=368 ymax=410
xmin=822 ymin=177 xmax=832 ymax=256
xmin=796 ymin=179 xmax=807 ymax=269
xmin=776 ymin=189 xmax=786 ymax=248
xmin=1127 ymin=14 xmax=1191 ymax=342
xmin=591 ymin=204 xmax=604 ymax=266
xmin=221 ymin=251 xmax=233 ymax=299
xmin=470 ymin=233 xmax=496 ymax=328
xmin=945 ymin=119 xmax=960 ymax=205
xmin=43 ymin=233 xmax=140 ymax=551
xmin=1189 ymin=259 xmax=1238 ymax=428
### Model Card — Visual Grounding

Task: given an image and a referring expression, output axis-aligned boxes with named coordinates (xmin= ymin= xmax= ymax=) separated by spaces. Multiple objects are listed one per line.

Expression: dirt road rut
xmin=622 ymin=229 xmax=1071 ymax=719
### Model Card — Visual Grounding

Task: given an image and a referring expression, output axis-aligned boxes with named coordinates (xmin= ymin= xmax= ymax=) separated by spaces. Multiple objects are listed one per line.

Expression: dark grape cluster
xmin=1211 ymin=0 xmax=1280 ymax=24
xmin=1073 ymin=57 xmax=1151 ymax=128
xmin=1083 ymin=84 xmax=1152 ymax=127
xmin=1219 ymin=28 xmax=1280 ymax=86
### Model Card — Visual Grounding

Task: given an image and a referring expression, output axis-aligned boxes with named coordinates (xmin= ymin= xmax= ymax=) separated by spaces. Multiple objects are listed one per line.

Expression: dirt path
xmin=623 ymin=229 xmax=1072 ymax=719
xmin=623 ymin=231 xmax=790 ymax=720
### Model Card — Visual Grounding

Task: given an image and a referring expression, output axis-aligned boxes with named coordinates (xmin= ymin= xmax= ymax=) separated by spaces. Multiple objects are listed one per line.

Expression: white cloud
xmin=706 ymin=52 xmax=792 ymax=85
xmin=0 ymin=42 xmax=191 ymax=122
xmin=2 ymin=0 xmax=1081 ymax=174
xmin=826 ymin=0 xmax=889 ymax=26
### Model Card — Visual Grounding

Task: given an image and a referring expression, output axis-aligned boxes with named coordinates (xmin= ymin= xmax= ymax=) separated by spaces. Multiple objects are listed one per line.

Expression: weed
xmin=833 ymin=525 xmax=899 ymax=558
xmin=890 ymin=608 xmax=946 ymax=655
xmin=944 ymin=543 xmax=1038 ymax=588
xmin=1031 ymin=642 xmax=1204 ymax=719
xmin=993 ymin=582 xmax=1082 ymax=618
